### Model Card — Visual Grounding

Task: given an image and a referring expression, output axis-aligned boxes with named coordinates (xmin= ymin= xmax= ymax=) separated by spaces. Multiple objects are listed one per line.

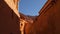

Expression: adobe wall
xmin=27 ymin=0 xmax=60 ymax=34
xmin=0 ymin=0 xmax=20 ymax=34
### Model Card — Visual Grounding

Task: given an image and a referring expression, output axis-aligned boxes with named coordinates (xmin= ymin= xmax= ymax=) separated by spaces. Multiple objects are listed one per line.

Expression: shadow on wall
xmin=0 ymin=0 xmax=21 ymax=34
xmin=27 ymin=0 xmax=60 ymax=34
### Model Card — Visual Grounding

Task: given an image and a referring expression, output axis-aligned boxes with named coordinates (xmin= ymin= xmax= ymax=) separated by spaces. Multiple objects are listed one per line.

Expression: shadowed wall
xmin=0 ymin=0 xmax=20 ymax=34
xmin=25 ymin=0 xmax=60 ymax=34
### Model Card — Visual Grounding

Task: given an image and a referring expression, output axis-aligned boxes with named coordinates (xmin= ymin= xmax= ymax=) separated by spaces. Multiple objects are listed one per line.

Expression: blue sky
xmin=19 ymin=0 xmax=47 ymax=16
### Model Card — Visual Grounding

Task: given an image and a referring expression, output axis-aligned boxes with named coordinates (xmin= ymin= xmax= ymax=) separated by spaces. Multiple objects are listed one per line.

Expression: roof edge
xmin=39 ymin=0 xmax=56 ymax=15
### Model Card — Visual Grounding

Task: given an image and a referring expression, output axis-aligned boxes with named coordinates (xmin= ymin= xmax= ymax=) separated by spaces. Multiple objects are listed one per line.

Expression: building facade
xmin=0 ymin=0 xmax=20 ymax=34
xmin=28 ymin=0 xmax=60 ymax=34
xmin=20 ymin=13 xmax=34 ymax=34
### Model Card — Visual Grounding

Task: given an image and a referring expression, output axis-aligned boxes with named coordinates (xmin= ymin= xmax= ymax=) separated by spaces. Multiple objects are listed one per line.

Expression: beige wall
xmin=4 ymin=0 xmax=20 ymax=17
xmin=0 ymin=0 xmax=20 ymax=34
